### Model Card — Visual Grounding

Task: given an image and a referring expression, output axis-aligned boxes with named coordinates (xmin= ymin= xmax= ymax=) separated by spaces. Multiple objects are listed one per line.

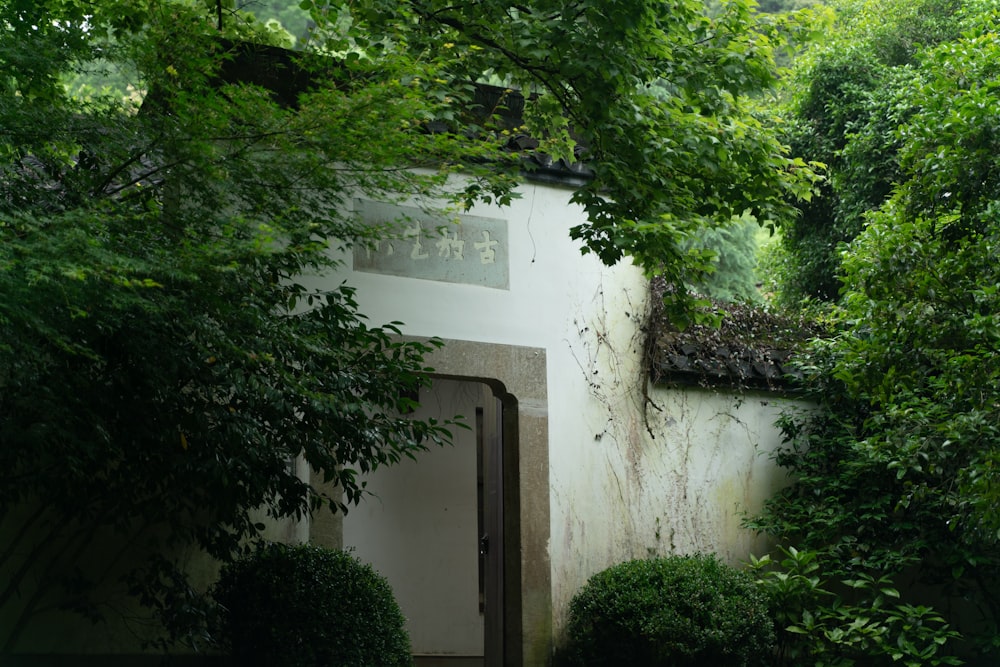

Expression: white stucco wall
xmin=548 ymin=385 xmax=804 ymax=633
xmin=322 ymin=181 xmax=805 ymax=658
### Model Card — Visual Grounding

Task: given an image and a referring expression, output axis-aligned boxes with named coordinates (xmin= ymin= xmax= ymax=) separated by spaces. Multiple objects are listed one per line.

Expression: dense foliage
xmin=682 ymin=214 xmax=763 ymax=303
xmin=240 ymin=0 xmax=311 ymax=42
xmin=214 ymin=544 xmax=410 ymax=667
xmin=0 ymin=0 xmax=508 ymax=651
xmin=0 ymin=0 xmax=822 ymax=650
xmin=561 ymin=554 xmax=774 ymax=667
xmin=344 ymin=0 xmax=823 ymax=322
xmin=772 ymin=0 xmax=964 ymax=302
xmin=750 ymin=547 xmax=962 ymax=667
xmin=751 ymin=2 xmax=1000 ymax=661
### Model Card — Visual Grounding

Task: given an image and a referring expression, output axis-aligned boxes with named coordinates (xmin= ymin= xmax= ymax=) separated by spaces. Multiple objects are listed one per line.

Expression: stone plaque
xmin=352 ymin=200 xmax=509 ymax=290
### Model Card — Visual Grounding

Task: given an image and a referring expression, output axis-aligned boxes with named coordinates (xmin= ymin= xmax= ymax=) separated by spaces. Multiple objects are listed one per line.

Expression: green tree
xmin=772 ymin=0 xmax=964 ymax=303
xmin=1 ymin=0 xmax=819 ymax=650
xmin=683 ymin=214 xmax=764 ymax=303
xmin=336 ymin=0 xmax=823 ymax=322
xmin=0 ymin=0 xmax=516 ymax=651
xmin=750 ymin=3 xmax=1000 ymax=660
xmin=237 ymin=0 xmax=311 ymax=42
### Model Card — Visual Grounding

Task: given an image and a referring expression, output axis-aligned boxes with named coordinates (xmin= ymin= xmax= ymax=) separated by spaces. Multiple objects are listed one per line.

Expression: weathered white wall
xmin=548 ymin=384 xmax=804 ymax=634
xmin=321 ymin=181 xmax=805 ymax=660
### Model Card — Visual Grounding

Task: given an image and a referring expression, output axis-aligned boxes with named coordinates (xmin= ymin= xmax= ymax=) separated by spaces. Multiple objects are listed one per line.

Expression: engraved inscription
xmin=352 ymin=200 xmax=510 ymax=290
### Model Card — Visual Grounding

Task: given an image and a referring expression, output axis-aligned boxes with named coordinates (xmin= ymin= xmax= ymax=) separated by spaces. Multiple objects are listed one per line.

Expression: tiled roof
xmin=646 ymin=278 xmax=819 ymax=392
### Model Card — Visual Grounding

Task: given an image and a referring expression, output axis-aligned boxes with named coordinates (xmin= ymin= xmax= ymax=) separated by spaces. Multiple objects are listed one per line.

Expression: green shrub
xmin=561 ymin=554 xmax=774 ymax=667
xmin=214 ymin=543 xmax=411 ymax=667
xmin=749 ymin=547 xmax=963 ymax=667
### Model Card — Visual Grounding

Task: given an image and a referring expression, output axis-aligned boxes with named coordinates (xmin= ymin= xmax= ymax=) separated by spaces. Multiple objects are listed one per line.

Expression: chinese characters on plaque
xmin=352 ymin=200 xmax=510 ymax=290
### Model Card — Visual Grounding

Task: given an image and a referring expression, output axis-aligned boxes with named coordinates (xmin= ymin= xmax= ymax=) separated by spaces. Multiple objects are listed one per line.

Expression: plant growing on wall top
xmin=646 ymin=277 xmax=822 ymax=390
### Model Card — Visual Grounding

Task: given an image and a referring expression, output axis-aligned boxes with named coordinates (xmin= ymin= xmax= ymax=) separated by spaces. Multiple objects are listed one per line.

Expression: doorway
xmin=341 ymin=379 xmax=505 ymax=667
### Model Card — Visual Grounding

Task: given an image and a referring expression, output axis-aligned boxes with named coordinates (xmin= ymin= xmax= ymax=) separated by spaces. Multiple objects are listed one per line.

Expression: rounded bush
xmin=562 ymin=554 xmax=774 ymax=667
xmin=214 ymin=543 xmax=411 ymax=667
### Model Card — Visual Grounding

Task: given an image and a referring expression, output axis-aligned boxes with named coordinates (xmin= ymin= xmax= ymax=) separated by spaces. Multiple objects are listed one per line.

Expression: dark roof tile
xmin=647 ymin=277 xmax=821 ymax=392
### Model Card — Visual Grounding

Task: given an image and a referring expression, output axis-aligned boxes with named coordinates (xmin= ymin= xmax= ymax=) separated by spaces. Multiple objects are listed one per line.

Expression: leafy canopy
xmin=751 ymin=3 xmax=1000 ymax=660
xmin=326 ymin=0 xmax=823 ymax=321
xmin=1 ymin=0 xmax=821 ymax=649
xmin=771 ymin=0 xmax=965 ymax=303
xmin=0 ymin=0 xmax=518 ymax=650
